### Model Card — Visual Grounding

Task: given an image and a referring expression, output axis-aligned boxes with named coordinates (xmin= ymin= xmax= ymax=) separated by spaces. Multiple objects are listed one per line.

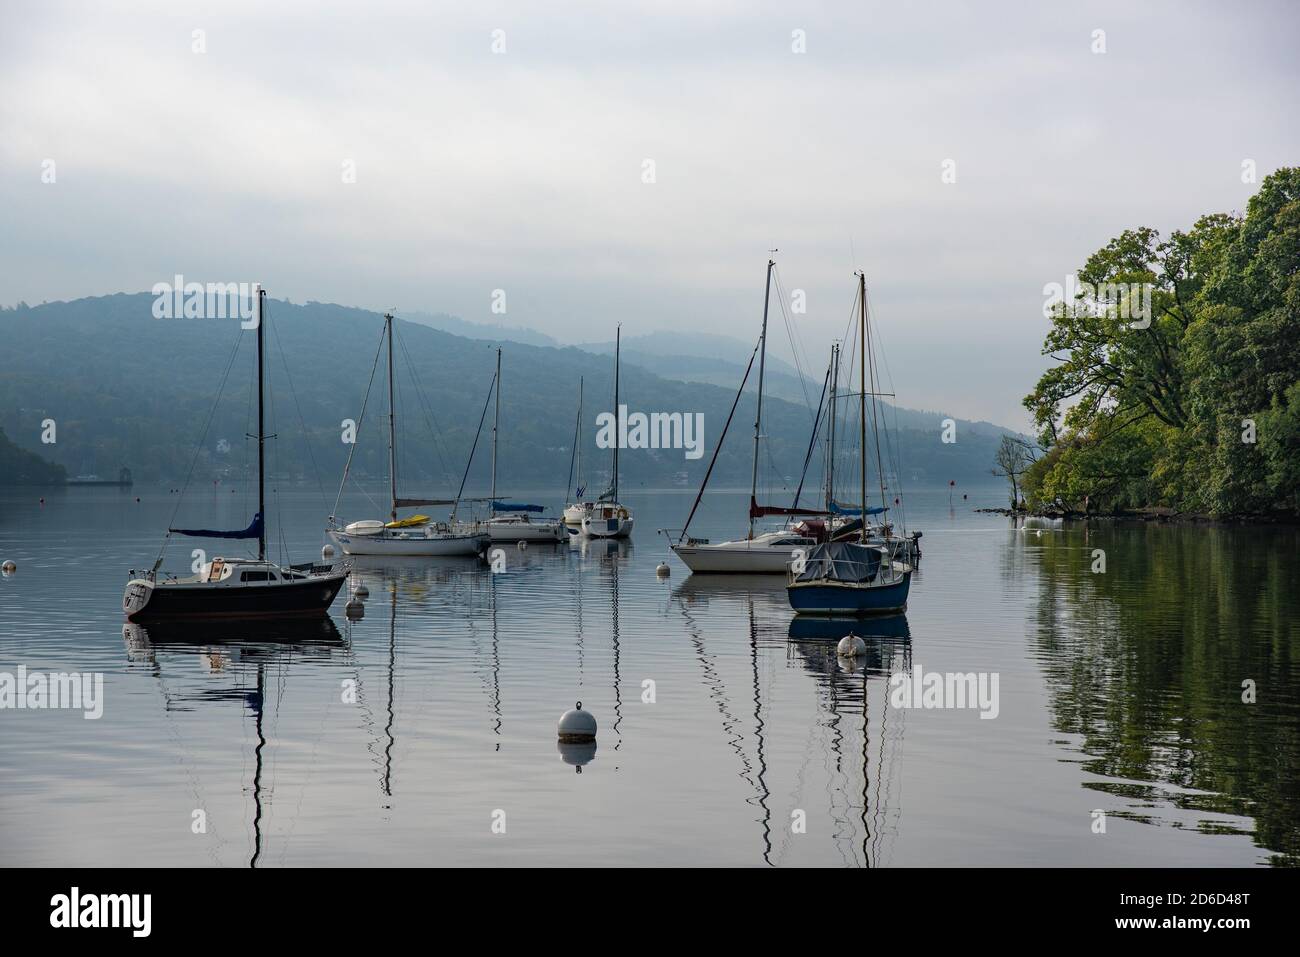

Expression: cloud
xmin=2 ymin=0 xmax=1297 ymax=428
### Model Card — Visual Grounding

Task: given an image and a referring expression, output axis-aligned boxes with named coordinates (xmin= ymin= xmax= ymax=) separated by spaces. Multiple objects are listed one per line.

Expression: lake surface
xmin=1 ymin=484 xmax=1296 ymax=867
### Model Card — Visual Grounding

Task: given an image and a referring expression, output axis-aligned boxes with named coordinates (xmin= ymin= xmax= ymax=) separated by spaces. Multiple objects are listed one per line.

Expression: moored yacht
xmin=123 ymin=286 xmax=349 ymax=621
xmin=580 ymin=326 xmax=633 ymax=539
xmin=327 ymin=311 xmax=488 ymax=557
xmin=670 ymin=528 xmax=818 ymax=573
xmin=480 ymin=348 xmax=567 ymax=543
xmin=787 ymin=271 xmax=913 ymax=616
xmin=668 ymin=258 xmax=831 ymax=572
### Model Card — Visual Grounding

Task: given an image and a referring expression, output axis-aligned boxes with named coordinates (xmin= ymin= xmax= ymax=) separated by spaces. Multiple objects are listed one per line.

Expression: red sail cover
xmin=749 ymin=497 xmax=833 ymax=520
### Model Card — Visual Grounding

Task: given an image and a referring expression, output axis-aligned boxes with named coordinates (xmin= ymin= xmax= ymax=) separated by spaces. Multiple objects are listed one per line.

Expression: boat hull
xmin=328 ymin=528 xmax=487 ymax=556
xmin=671 ymin=542 xmax=798 ymax=574
xmin=124 ymin=571 xmax=348 ymax=621
xmin=787 ymin=570 xmax=911 ymax=616
xmin=581 ymin=515 xmax=633 ymax=538
xmin=485 ymin=519 xmax=567 ymax=542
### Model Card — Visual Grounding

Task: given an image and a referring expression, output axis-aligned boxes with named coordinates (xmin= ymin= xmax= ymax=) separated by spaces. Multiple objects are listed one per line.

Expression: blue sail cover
xmin=171 ymin=512 xmax=263 ymax=540
xmin=492 ymin=501 xmax=545 ymax=513
xmin=794 ymin=541 xmax=882 ymax=584
xmin=829 ymin=501 xmax=886 ymax=517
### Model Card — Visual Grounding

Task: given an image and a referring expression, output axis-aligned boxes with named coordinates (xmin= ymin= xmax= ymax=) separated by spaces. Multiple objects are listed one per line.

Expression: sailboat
xmin=327 ymin=312 xmax=489 ymax=557
xmin=579 ymin=326 xmax=633 ymax=538
xmin=562 ymin=378 xmax=589 ymax=530
xmin=787 ymin=272 xmax=912 ymax=615
xmin=668 ymin=258 xmax=827 ymax=573
xmin=822 ymin=340 xmax=923 ymax=565
xmin=123 ymin=287 xmax=350 ymax=621
xmin=481 ymin=347 xmax=567 ymax=542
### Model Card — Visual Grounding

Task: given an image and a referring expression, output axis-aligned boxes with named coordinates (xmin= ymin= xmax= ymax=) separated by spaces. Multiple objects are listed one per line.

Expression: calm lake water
xmin=1 ymin=483 xmax=1296 ymax=867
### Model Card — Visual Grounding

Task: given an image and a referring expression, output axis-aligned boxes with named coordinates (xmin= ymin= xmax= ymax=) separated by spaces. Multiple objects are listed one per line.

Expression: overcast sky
xmin=2 ymin=0 xmax=1296 ymax=429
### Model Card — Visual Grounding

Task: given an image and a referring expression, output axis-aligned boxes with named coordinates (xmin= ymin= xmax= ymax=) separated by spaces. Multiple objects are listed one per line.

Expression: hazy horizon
xmin=3 ymin=0 xmax=1297 ymax=431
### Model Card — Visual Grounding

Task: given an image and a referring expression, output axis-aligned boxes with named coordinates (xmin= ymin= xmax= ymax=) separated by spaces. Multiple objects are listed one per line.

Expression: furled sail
xmin=393 ymin=497 xmax=456 ymax=508
xmin=171 ymin=512 xmax=263 ymax=540
xmin=491 ymin=501 xmax=545 ymax=513
xmin=828 ymin=501 xmax=886 ymax=517
xmin=748 ymin=497 xmax=833 ymax=520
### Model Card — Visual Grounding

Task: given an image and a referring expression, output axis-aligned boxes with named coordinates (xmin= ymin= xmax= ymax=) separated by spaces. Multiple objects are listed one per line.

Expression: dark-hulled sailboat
xmin=123 ymin=286 xmax=349 ymax=621
xmin=786 ymin=272 xmax=912 ymax=615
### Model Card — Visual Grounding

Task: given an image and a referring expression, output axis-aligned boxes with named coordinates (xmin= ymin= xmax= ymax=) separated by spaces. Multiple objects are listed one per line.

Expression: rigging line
xmin=864 ymin=283 xmax=907 ymax=529
xmin=269 ymin=309 xmax=329 ymax=514
xmin=157 ymin=327 xmax=247 ymax=564
xmin=678 ymin=336 xmax=762 ymax=541
xmin=770 ymin=266 xmax=815 ymax=414
xmin=565 ymin=378 xmax=582 ymax=499
xmin=394 ymin=323 xmax=453 ymax=485
xmin=329 ymin=323 xmax=387 ymax=523
xmin=243 ymin=341 xmax=255 ymax=517
xmin=452 ymin=370 xmax=498 ymax=518
xmin=791 ymin=362 xmax=831 ymax=509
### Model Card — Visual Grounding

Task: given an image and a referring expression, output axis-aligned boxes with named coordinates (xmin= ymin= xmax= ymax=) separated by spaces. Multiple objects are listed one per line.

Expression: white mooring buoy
xmin=345 ymin=600 xmax=364 ymax=621
xmin=837 ymin=634 xmax=868 ymax=658
xmin=354 ymin=583 xmax=369 ymax=599
xmin=656 ymin=562 xmax=670 ymax=577
xmin=517 ymin=539 xmax=528 ymax=550
xmin=1 ymin=560 xmax=15 ymax=577
xmin=321 ymin=544 xmax=336 ymax=560
xmin=558 ymin=701 xmax=597 ymax=743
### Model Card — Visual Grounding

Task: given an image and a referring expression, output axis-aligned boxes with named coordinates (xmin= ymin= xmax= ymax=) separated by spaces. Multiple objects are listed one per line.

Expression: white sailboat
xmin=580 ymin=326 xmax=633 ymax=538
xmin=326 ymin=312 xmax=489 ymax=557
xmin=563 ymin=377 xmax=590 ymax=530
xmin=669 ymin=258 xmax=827 ymax=573
xmin=482 ymin=347 xmax=567 ymax=542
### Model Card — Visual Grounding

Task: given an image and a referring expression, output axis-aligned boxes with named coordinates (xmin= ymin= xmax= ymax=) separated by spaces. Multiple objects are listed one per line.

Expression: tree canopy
xmin=1023 ymin=168 xmax=1300 ymax=516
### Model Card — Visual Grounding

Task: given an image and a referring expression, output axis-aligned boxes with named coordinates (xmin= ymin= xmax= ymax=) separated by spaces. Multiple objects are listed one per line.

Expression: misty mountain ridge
xmin=0 ymin=294 xmax=1023 ymax=495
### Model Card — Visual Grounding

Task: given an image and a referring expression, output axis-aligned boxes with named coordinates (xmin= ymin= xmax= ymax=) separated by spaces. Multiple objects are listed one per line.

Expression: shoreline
xmin=974 ymin=506 xmax=1300 ymax=526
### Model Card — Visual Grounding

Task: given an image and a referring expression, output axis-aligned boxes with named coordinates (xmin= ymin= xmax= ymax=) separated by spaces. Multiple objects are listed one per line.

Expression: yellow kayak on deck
xmin=385 ymin=514 xmax=430 ymax=529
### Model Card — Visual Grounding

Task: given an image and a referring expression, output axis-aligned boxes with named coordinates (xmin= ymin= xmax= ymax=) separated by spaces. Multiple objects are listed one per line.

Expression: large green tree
xmin=1023 ymin=169 xmax=1300 ymax=516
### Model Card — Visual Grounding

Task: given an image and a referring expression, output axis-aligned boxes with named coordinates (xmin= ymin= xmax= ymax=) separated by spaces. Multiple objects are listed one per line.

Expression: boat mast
xmin=256 ymin=286 xmax=267 ymax=562
xmin=749 ymin=259 xmax=774 ymax=539
xmin=826 ymin=342 xmax=838 ymax=510
xmin=611 ymin=326 xmax=620 ymax=502
xmin=858 ymin=273 xmax=868 ymax=544
xmin=568 ymin=377 xmax=584 ymax=500
xmin=491 ymin=346 xmax=501 ymax=512
xmin=865 ymin=282 xmax=888 ymax=532
xmin=386 ymin=312 xmax=397 ymax=523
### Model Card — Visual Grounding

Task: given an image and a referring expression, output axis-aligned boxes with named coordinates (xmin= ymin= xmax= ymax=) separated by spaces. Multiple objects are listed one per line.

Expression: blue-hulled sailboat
xmin=787 ymin=271 xmax=912 ymax=616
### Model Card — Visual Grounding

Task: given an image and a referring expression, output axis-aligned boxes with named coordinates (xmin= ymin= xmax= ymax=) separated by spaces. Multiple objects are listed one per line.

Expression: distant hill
xmin=0 ymin=426 xmax=65 ymax=485
xmin=400 ymin=309 xmax=561 ymax=348
xmin=0 ymin=295 xmax=1021 ymax=498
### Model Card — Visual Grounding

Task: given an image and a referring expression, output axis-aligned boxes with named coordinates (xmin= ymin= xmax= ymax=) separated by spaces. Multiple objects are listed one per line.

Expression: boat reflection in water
xmin=669 ymin=573 xmax=912 ymax=866
xmin=123 ymin=616 xmax=346 ymax=868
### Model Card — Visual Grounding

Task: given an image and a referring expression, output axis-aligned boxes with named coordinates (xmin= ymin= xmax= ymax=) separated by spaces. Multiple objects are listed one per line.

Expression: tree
xmin=991 ymin=435 xmax=1037 ymax=508
xmin=1023 ymin=168 xmax=1300 ymax=517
